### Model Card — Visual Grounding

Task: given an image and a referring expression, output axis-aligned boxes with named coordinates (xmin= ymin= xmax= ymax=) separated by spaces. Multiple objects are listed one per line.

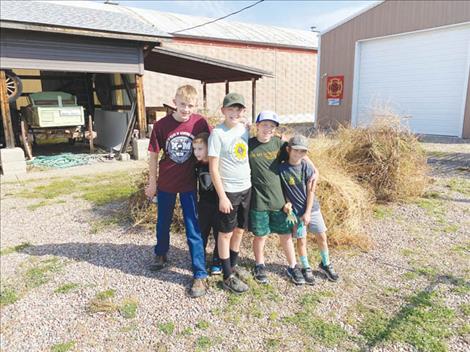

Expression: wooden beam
xmin=135 ymin=74 xmax=146 ymax=138
xmin=202 ymin=81 xmax=207 ymax=111
xmin=225 ymin=80 xmax=229 ymax=95
xmin=0 ymin=70 xmax=15 ymax=148
xmin=251 ymin=78 xmax=257 ymax=123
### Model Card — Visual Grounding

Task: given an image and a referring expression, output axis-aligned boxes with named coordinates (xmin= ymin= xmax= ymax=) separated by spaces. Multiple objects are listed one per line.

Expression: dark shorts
xmin=218 ymin=188 xmax=251 ymax=233
xmin=249 ymin=210 xmax=291 ymax=236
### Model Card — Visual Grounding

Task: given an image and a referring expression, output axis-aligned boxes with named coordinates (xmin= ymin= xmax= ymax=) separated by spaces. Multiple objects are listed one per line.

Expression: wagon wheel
xmin=5 ymin=70 xmax=23 ymax=102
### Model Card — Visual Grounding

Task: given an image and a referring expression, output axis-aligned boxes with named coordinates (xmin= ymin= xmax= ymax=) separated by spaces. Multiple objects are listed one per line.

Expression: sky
xmin=113 ymin=0 xmax=379 ymax=32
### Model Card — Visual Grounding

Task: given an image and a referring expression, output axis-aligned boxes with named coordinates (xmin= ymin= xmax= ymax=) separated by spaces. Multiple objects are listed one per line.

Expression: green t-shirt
xmin=248 ymin=136 xmax=288 ymax=211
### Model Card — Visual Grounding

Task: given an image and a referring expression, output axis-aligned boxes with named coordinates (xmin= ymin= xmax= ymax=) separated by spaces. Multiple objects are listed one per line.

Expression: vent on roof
xmin=104 ymin=1 xmax=119 ymax=5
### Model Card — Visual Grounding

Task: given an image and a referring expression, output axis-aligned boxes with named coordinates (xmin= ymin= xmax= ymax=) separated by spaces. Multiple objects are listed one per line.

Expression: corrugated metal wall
xmin=317 ymin=0 xmax=470 ymax=137
xmin=0 ymin=29 xmax=144 ymax=74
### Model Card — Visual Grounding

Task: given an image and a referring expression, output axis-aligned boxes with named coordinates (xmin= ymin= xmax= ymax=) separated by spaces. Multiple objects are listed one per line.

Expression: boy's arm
xmin=145 ymin=152 xmax=158 ymax=198
xmin=302 ymin=177 xmax=315 ymax=225
xmin=209 ymin=156 xmax=233 ymax=214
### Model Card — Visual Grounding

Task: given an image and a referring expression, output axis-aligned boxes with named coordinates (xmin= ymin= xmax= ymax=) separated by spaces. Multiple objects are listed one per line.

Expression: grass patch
xmin=442 ymin=223 xmax=459 ymax=233
xmin=195 ymin=336 xmax=211 ymax=351
xmin=0 ymin=242 xmax=31 ymax=256
xmin=158 ymin=322 xmax=174 ymax=335
xmin=415 ymin=198 xmax=446 ymax=224
xmin=119 ymin=298 xmax=138 ymax=319
xmin=446 ymin=178 xmax=470 ymax=196
xmin=50 ymin=341 xmax=75 ymax=352
xmin=27 ymin=199 xmax=66 ymax=211
xmin=88 ymin=289 xmax=117 ymax=314
xmin=460 ymin=303 xmax=470 ymax=316
xmin=400 ymin=248 xmax=415 ymax=257
xmin=452 ymin=242 xmax=470 ymax=255
xmin=55 ymin=283 xmax=79 ymax=294
xmin=359 ymin=291 xmax=455 ymax=352
xmin=196 ymin=320 xmax=210 ymax=330
xmin=180 ymin=327 xmax=193 ymax=336
xmin=89 ymin=214 xmax=124 ymax=234
xmin=0 ymin=287 xmax=19 ymax=306
xmin=265 ymin=338 xmax=281 ymax=351
xmin=25 ymin=257 xmax=63 ymax=288
xmin=373 ymin=205 xmax=393 ymax=220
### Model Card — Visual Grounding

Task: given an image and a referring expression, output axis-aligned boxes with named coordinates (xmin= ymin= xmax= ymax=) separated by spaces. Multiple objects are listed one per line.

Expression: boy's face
xmin=173 ymin=95 xmax=197 ymax=122
xmin=287 ymin=146 xmax=307 ymax=164
xmin=256 ymin=120 xmax=277 ymax=142
xmin=221 ymin=105 xmax=245 ymax=127
xmin=193 ymin=141 xmax=208 ymax=161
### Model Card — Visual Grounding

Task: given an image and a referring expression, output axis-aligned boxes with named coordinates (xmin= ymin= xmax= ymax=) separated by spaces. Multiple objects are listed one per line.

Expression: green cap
xmin=223 ymin=92 xmax=246 ymax=108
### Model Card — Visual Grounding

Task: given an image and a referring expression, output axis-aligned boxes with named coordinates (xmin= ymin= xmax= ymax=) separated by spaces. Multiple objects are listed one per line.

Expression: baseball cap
xmin=288 ymin=135 xmax=309 ymax=150
xmin=256 ymin=111 xmax=280 ymax=126
xmin=223 ymin=92 xmax=246 ymax=108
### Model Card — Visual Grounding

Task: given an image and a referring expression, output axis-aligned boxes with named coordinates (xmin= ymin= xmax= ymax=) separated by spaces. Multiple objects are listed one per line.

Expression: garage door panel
xmin=355 ymin=24 xmax=470 ymax=136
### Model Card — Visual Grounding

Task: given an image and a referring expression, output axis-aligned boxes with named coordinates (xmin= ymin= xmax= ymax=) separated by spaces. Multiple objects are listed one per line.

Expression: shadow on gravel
xmin=20 ymin=243 xmax=194 ymax=287
xmin=427 ymin=152 xmax=470 ymax=178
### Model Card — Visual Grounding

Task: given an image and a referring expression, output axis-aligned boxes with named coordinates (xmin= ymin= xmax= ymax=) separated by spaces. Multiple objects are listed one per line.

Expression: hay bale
xmin=326 ymin=118 xmax=429 ymax=202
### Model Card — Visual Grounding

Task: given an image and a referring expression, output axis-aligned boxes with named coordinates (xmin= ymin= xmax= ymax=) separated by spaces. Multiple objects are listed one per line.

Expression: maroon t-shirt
xmin=148 ymin=113 xmax=210 ymax=193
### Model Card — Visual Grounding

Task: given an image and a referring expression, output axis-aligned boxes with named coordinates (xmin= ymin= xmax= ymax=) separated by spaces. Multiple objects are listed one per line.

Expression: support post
xmin=0 ymin=70 xmax=15 ymax=148
xmin=135 ymin=74 xmax=146 ymax=138
xmin=202 ymin=81 xmax=207 ymax=111
xmin=225 ymin=80 xmax=229 ymax=95
xmin=251 ymin=78 xmax=257 ymax=123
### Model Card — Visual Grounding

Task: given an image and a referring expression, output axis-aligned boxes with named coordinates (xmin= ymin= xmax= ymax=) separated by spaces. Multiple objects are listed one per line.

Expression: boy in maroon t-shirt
xmin=145 ymin=85 xmax=210 ymax=298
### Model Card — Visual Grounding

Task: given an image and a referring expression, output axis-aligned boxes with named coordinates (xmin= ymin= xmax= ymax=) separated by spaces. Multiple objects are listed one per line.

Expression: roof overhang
xmin=144 ymin=47 xmax=273 ymax=83
xmin=0 ymin=20 xmax=169 ymax=43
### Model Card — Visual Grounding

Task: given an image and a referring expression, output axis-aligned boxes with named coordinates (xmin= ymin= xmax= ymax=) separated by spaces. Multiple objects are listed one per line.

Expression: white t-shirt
xmin=208 ymin=122 xmax=251 ymax=193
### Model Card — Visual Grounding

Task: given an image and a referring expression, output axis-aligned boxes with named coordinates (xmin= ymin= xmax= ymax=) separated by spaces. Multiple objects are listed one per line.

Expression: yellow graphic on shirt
xmin=288 ymin=175 xmax=296 ymax=186
xmin=233 ymin=141 xmax=248 ymax=161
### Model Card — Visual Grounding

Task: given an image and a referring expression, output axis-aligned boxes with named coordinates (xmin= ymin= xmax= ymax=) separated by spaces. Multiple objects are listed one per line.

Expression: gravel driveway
xmin=1 ymin=145 xmax=469 ymax=352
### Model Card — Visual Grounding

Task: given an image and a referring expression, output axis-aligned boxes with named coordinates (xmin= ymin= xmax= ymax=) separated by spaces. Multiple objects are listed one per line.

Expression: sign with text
xmin=326 ymin=75 xmax=344 ymax=99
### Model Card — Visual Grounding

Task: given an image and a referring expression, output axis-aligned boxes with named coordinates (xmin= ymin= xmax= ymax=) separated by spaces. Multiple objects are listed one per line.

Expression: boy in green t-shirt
xmin=248 ymin=111 xmax=305 ymax=285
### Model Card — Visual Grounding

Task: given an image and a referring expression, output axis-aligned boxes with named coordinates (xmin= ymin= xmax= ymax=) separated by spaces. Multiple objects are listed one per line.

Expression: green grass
xmin=373 ymin=205 xmax=393 ymax=220
xmin=88 ymin=289 xmax=117 ymax=314
xmin=180 ymin=327 xmax=193 ymax=336
xmin=0 ymin=287 xmax=19 ymax=306
xmin=55 ymin=283 xmax=79 ymax=294
xmin=446 ymin=178 xmax=470 ymax=196
xmin=400 ymin=248 xmax=415 ymax=257
xmin=27 ymin=199 xmax=66 ymax=211
xmin=415 ymin=198 xmax=446 ymax=224
xmin=359 ymin=291 xmax=455 ymax=352
xmin=89 ymin=214 xmax=124 ymax=234
xmin=195 ymin=336 xmax=211 ymax=351
xmin=442 ymin=223 xmax=459 ymax=233
xmin=451 ymin=242 xmax=470 ymax=255
xmin=0 ymin=242 xmax=31 ymax=256
xmin=80 ymin=181 xmax=135 ymax=206
xmin=265 ymin=338 xmax=281 ymax=351
xmin=119 ymin=298 xmax=138 ymax=319
xmin=460 ymin=303 xmax=470 ymax=316
xmin=25 ymin=258 xmax=63 ymax=288
xmin=50 ymin=341 xmax=75 ymax=352
xmin=158 ymin=322 xmax=175 ymax=335
xmin=196 ymin=320 xmax=210 ymax=330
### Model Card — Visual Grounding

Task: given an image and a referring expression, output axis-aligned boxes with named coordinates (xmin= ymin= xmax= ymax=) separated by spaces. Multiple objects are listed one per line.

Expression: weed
xmin=180 ymin=327 xmax=193 ymax=336
xmin=373 ymin=205 xmax=393 ymax=220
xmin=55 ymin=283 xmax=79 ymax=294
xmin=25 ymin=257 xmax=63 ymax=288
xmin=196 ymin=320 xmax=209 ymax=330
xmin=415 ymin=198 xmax=446 ymax=224
xmin=268 ymin=311 xmax=278 ymax=321
xmin=27 ymin=199 xmax=65 ymax=211
xmin=195 ymin=336 xmax=211 ymax=351
xmin=446 ymin=178 xmax=470 ymax=196
xmin=452 ymin=242 xmax=470 ymax=255
xmin=81 ymin=179 xmax=136 ymax=206
xmin=0 ymin=242 xmax=31 ymax=256
xmin=120 ymin=322 xmax=138 ymax=333
xmin=158 ymin=322 xmax=174 ymax=335
xmin=96 ymin=289 xmax=115 ymax=300
xmin=0 ymin=287 xmax=18 ymax=306
xmin=400 ymin=248 xmax=414 ymax=257
xmin=460 ymin=303 xmax=470 ymax=316
xmin=265 ymin=338 xmax=281 ymax=350
xmin=119 ymin=298 xmax=138 ymax=319
xmin=458 ymin=323 xmax=470 ymax=336
xmin=442 ymin=224 xmax=459 ymax=233
xmin=50 ymin=341 xmax=75 ymax=352
xmin=88 ymin=289 xmax=117 ymax=313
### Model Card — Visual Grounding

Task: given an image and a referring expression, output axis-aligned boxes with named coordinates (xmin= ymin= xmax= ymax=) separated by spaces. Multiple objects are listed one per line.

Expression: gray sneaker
xmin=253 ymin=264 xmax=269 ymax=284
xmin=149 ymin=255 xmax=167 ymax=271
xmin=232 ymin=265 xmax=251 ymax=281
xmin=287 ymin=265 xmax=306 ymax=285
xmin=222 ymin=274 xmax=249 ymax=294
xmin=189 ymin=278 xmax=208 ymax=298
xmin=302 ymin=267 xmax=315 ymax=286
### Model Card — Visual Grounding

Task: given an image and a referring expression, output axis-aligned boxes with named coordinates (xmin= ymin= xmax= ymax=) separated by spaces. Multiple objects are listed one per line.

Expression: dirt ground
xmin=0 ymin=139 xmax=469 ymax=352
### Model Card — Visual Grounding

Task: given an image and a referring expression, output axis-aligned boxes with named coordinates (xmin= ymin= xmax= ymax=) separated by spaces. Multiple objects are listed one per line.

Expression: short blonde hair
xmin=175 ymin=85 xmax=198 ymax=102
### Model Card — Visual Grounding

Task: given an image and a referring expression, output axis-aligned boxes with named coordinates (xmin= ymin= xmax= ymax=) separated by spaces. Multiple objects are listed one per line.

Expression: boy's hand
xmin=301 ymin=213 xmax=311 ymax=226
xmin=145 ymin=183 xmax=157 ymax=199
xmin=219 ymin=196 xmax=233 ymax=214
xmin=283 ymin=202 xmax=292 ymax=214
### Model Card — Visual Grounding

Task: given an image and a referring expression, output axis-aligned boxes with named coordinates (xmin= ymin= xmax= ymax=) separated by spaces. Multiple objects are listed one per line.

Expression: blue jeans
xmin=155 ymin=190 xmax=208 ymax=279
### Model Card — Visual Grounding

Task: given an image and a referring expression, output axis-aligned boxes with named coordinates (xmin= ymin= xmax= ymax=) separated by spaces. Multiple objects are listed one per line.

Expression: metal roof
xmin=0 ymin=0 xmax=169 ymax=40
xmin=145 ymin=47 xmax=273 ymax=83
xmin=128 ymin=6 xmax=318 ymax=49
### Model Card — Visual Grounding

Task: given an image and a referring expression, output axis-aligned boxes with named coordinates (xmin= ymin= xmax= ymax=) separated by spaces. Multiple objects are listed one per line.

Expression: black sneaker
xmin=318 ymin=262 xmax=339 ymax=282
xmin=302 ymin=267 xmax=315 ymax=286
xmin=222 ymin=274 xmax=249 ymax=294
xmin=149 ymin=255 xmax=167 ymax=271
xmin=253 ymin=264 xmax=269 ymax=284
xmin=287 ymin=265 xmax=306 ymax=285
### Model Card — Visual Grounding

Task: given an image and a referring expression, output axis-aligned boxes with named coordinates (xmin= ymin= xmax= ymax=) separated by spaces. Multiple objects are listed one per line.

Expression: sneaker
xmin=253 ymin=264 xmax=269 ymax=284
xmin=287 ymin=265 xmax=306 ymax=285
xmin=302 ymin=267 xmax=315 ymax=286
xmin=149 ymin=255 xmax=167 ymax=271
xmin=189 ymin=278 xmax=208 ymax=298
xmin=222 ymin=274 xmax=249 ymax=294
xmin=232 ymin=265 xmax=250 ymax=281
xmin=318 ymin=262 xmax=339 ymax=282
xmin=210 ymin=264 xmax=222 ymax=276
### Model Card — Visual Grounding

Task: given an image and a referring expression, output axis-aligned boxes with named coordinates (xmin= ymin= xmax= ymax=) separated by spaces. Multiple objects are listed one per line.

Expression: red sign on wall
xmin=326 ymin=75 xmax=344 ymax=99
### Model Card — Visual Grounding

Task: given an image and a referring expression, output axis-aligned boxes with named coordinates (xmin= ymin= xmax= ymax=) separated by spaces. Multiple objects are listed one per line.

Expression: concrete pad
xmin=0 ymin=148 xmax=27 ymax=176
